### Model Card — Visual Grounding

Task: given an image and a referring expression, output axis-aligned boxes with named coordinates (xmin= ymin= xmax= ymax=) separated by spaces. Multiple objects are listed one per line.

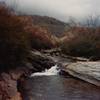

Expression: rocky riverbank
xmin=0 ymin=51 xmax=55 ymax=100
xmin=0 ymin=49 xmax=100 ymax=100
xmin=61 ymin=62 xmax=100 ymax=86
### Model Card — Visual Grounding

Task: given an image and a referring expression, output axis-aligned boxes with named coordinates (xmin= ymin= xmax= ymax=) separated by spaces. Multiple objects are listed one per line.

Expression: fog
xmin=1 ymin=0 xmax=100 ymax=22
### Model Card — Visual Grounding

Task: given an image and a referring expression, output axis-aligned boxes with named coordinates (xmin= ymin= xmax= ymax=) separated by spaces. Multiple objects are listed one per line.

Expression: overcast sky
xmin=1 ymin=0 xmax=100 ymax=22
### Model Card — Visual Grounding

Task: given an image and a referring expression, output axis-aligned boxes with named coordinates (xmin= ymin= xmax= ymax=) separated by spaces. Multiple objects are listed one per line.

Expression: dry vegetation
xmin=18 ymin=15 xmax=59 ymax=50
xmin=0 ymin=4 xmax=59 ymax=71
xmin=61 ymin=27 xmax=100 ymax=59
xmin=27 ymin=25 xmax=58 ymax=50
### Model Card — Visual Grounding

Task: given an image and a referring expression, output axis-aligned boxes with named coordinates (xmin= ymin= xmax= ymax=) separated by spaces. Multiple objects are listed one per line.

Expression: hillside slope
xmin=24 ymin=15 xmax=67 ymax=37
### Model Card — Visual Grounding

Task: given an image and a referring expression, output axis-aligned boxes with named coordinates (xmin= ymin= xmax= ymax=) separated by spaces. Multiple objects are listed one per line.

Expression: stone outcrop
xmin=28 ymin=51 xmax=55 ymax=72
xmin=0 ymin=68 xmax=24 ymax=100
xmin=62 ymin=62 xmax=100 ymax=86
xmin=0 ymin=64 xmax=35 ymax=100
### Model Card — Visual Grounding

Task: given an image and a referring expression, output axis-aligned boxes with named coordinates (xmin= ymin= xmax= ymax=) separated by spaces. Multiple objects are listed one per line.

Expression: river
xmin=22 ymin=65 xmax=100 ymax=100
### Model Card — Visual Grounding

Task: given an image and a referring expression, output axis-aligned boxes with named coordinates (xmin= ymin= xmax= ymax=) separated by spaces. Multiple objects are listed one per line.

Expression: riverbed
xmin=22 ymin=65 xmax=100 ymax=100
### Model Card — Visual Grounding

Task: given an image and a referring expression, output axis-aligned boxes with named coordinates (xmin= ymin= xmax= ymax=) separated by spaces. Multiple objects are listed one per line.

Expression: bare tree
xmin=85 ymin=15 xmax=100 ymax=28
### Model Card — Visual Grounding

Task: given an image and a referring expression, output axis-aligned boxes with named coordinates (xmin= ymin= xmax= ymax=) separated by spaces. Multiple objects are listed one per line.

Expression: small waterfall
xmin=31 ymin=65 xmax=60 ymax=77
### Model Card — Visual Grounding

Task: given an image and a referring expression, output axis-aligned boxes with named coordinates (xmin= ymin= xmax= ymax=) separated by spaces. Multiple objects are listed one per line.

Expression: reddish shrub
xmin=61 ymin=27 xmax=100 ymax=58
xmin=28 ymin=26 xmax=57 ymax=50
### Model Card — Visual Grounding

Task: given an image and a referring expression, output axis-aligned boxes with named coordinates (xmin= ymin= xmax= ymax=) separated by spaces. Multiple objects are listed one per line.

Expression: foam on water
xmin=31 ymin=65 xmax=59 ymax=77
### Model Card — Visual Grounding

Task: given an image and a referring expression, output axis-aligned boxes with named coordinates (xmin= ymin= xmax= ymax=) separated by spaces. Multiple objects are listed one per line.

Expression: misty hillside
xmin=31 ymin=15 xmax=67 ymax=37
xmin=21 ymin=15 xmax=67 ymax=37
xmin=0 ymin=2 xmax=67 ymax=37
xmin=31 ymin=15 xmax=65 ymax=25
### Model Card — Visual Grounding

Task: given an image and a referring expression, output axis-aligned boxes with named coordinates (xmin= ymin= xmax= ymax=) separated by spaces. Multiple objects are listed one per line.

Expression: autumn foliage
xmin=29 ymin=26 xmax=57 ymax=49
xmin=61 ymin=27 xmax=100 ymax=59
xmin=18 ymin=15 xmax=58 ymax=50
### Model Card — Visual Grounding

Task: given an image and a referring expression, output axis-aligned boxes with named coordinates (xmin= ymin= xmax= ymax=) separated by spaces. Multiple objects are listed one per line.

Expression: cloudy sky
xmin=1 ymin=0 xmax=100 ymax=22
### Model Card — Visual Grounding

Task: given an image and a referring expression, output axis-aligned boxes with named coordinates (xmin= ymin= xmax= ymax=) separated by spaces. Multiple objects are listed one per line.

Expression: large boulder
xmin=63 ymin=62 xmax=100 ymax=86
xmin=0 ymin=64 xmax=37 ymax=100
xmin=0 ymin=70 xmax=23 ymax=100
xmin=27 ymin=51 xmax=55 ymax=72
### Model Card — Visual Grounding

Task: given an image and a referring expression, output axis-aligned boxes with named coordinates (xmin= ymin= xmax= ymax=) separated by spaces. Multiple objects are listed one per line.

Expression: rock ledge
xmin=63 ymin=62 xmax=100 ymax=86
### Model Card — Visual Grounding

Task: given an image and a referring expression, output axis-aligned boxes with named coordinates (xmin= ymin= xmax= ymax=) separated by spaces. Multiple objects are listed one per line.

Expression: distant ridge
xmin=31 ymin=15 xmax=67 ymax=37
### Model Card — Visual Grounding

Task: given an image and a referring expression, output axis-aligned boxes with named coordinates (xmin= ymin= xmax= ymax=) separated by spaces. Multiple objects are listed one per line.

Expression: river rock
xmin=63 ymin=62 xmax=100 ymax=86
xmin=0 ymin=65 xmax=35 ymax=100
xmin=0 ymin=72 xmax=22 ymax=100
xmin=28 ymin=51 xmax=56 ymax=72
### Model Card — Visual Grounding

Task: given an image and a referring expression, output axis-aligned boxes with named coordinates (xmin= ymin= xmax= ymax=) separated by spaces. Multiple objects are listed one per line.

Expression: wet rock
xmin=10 ymin=92 xmax=22 ymax=100
xmin=27 ymin=51 xmax=55 ymax=72
xmin=63 ymin=62 xmax=100 ymax=86
xmin=0 ymin=65 xmax=34 ymax=100
xmin=0 ymin=72 xmax=22 ymax=100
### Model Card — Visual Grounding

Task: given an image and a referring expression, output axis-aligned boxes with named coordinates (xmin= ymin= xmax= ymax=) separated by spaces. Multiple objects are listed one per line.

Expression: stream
xmin=22 ymin=65 xmax=100 ymax=100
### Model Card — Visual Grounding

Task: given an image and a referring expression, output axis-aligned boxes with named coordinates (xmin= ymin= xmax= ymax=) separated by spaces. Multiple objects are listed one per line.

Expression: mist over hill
xmin=31 ymin=15 xmax=67 ymax=37
xmin=4 ymin=0 xmax=100 ymax=22
xmin=18 ymin=15 xmax=68 ymax=37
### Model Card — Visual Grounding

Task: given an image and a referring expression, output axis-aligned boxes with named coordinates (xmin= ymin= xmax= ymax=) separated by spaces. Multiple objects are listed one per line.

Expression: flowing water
xmin=31 ymin=65 xmax=59 ymax=77
xmin=23 ymin=65 xmax=100 ymax=100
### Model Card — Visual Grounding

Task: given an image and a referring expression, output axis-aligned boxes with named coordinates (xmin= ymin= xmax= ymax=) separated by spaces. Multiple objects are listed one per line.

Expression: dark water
xmin=23 ymin=75 xmax=100 ymax=100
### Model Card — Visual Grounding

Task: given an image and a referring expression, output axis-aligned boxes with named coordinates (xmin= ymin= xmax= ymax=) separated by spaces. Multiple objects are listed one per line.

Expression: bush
xmin=0 ymin=5 xmax=30 ymax=71
xmin=61 ymin=27 xmax=100 ymax=58
xmin=17 ymin=16 xmax=59 ymax=50
xmin=29 ymin=26 xmax=57 ymax=50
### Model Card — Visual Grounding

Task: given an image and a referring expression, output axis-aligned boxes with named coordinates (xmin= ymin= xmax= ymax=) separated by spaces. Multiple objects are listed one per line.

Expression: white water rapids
xmin=31 ymin=65 xmax=60 ymax=77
